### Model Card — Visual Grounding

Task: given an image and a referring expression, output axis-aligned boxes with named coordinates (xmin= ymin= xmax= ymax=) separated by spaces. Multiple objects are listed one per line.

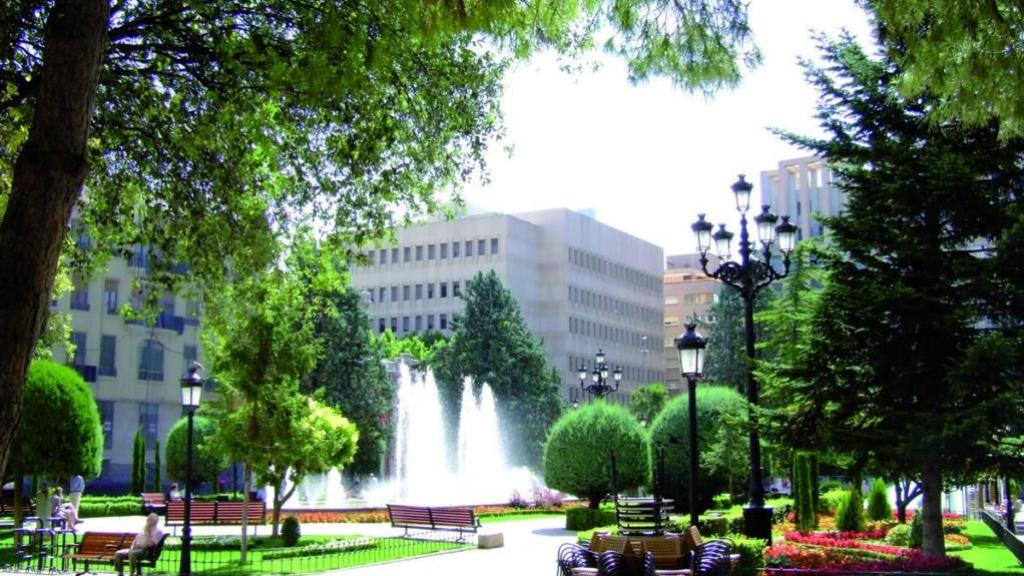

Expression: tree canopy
xmin=700 ymin=287 xmax=773 ymax=394
xmin=628 ymin=382 xmax=669 ymax=425
xmin=166 ymin=415 xmax=228 ymax=490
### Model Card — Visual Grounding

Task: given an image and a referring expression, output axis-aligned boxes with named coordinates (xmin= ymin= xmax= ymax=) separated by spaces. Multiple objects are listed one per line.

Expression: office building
xmin=662 ymin=253 xmax=721 ymax=391
xmin=759 ymin=156 xmax=842 ymax=242
xmin=350 ymin=208 xmax=664 ymax=404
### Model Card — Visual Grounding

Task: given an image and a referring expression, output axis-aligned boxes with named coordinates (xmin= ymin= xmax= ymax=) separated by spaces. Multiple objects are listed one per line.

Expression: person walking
xmin=114 ymin=513 xmax=164 ymax=576
xmin=68 ymin=474 xmax=84 ymax=509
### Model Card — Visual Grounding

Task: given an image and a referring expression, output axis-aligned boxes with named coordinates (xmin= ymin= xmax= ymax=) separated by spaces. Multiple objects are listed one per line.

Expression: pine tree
xmin=131 ymin=428 xmax=146 ymax=493
xmin=700 ymin=288 xmax=774 ymax=394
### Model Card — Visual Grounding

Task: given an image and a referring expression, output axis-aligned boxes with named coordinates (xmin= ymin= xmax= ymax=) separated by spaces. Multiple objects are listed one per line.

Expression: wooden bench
xmin=386 ymin=504 xmax=480 ymax=540
xmin=165 ymin=501 xmax=265 ymax=535
xmin=64 ymin=531 xmax=135 ymax=575
xmin=0 ymin=489 xmax=35 ymax=516
xmin=140 ymin=493 xmax=166 ymax=515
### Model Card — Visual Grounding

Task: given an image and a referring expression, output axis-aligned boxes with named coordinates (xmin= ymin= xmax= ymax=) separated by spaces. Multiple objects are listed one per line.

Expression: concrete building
xmin=759 ymin=155 xmax=842 ymax=242
xmin=52 ymin=245 xmax=202 ymax=489
xmin=350 ymin=208 xmax=664 ymax=404
xmin=662 ymin=253 xmax=721 ymax=392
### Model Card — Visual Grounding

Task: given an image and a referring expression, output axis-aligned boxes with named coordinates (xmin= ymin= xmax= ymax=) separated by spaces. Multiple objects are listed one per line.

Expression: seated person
xmin=168 ymin=484 xmax=181 ymax=502
xmin=114 ymin=513 xmax=163 ymax=576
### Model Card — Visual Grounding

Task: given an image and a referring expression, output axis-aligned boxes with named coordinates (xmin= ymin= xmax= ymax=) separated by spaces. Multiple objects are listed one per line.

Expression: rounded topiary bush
xmin=544 ymin=401 xmax=649 ymax=509
xmin=648 ymin=386 xmax=744 ymax=515
xmin=565 ymin=507 xmax=617 ymax=531
xmin=836 ymin=488 xmax=866 ymax=532
xmin=885 ymin=522 xmax=911 ymax=546
xmin=866 ymin=478 xmax=893 ymax=521
xmin=281 ymin=516 xmax=301 ymax=547
xmin=166 ymin=416 xmax=228 ymax=489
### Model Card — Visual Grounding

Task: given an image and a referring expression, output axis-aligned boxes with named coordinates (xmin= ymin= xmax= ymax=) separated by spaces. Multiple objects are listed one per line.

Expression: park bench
xmin=165 ymin=500 xmax=265 ymax=535
xmin=130 ymin=533 xmax=169 ymax=576
xmin=64 ymin=531 xmax=135 ymax=575
xmin=386 ymin=504 xmax=480 ymax=540
xmin=0 ymin=489 xmax=35 ymax=516
xmin=140 ymin=493 xmax=166 ymax=515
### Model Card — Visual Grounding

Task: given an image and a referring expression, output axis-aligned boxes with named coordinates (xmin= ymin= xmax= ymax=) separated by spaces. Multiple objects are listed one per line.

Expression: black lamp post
xmin=179 ymin=363 xmax=204 ymax=576
xmin=675 ymin=322 xmax=707 ymax=528
xmin=691 ymin=174 xmax=798 ymax=540
xmin=578 ymin=349 xmax=623 ymax=399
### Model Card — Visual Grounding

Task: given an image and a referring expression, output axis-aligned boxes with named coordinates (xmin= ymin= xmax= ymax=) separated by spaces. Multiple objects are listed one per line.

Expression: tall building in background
xmin=662 ymin=253 xmax=721 ymax=392
xmin=350 ymin=208 xmax=664 ymax=405
xmin=52 ymin=243 xmax=202 ymax=489
xmin=759 ymin=156 xmax=842 ymax=242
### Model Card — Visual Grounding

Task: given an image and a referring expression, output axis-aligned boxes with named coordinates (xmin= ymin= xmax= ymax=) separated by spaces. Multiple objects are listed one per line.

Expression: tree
xmin=649 ymin=386 xmax=746 ymax=514
xmin=376 ymin=330 xmax=449 ymax=365
xmin=544 ymin=401 xmax=649 ymax=509
xmin=166 ymin=416 xmax=228 ymax=491
xmin=628 ymin=383 xmax=669 ymax=425
xmin=792 ymin=451 xmax=819 ymax=532
xmin=132 ymin=428 xmax=146 ymax=494
xmin=866 ymin=477 xmax=893 ymax=522
xmin=0 ymin=0 xmax=760 ymax=485
xmin=700 ymin=288 xmax=774 ymax=394
xmin=434 ymin=270 xmax=563 ymax=468
xmin=760 ymin=35 xmax=1024 ymax=557
xmin=303 ymin=287 xmax=394 ymax=478
xmin=866 ymin=0 xmax=1024 ymax=135
xmin=152 ymin=440 xmax=161 ymax=493
xmin=5 ymin=359 xmax=102 ymax=521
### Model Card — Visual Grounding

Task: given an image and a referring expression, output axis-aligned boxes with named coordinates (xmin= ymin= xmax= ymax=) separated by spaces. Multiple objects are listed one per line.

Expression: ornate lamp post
xmin=675 ymin=322 xmax=707 ymax=528
xmin=179 ymin=363 xmax=204 ymax=576
xmin=691 ymin=174 xmax=797 ymax=540
xmin=578 ymin=349 xmax=623 ymax=399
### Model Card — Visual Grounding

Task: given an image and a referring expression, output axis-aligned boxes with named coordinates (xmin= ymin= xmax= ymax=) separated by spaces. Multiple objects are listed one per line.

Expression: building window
xmin=391 ymin=248 xmax=399 ymax=263
xmin=138 ymin=339 xmax=164 ymax=381
xmin=465 ymin=240 xmax=473 ymax=257
xmin=390 ymin=317 xmax=398 ymax=332
xmin=440 ymin=282 xmax=448 ymax=298
xmin=378 ymin=318 xmax=386 ymax=333
xmin=415 ymin=315 xmax=423 ymax=331
xmin=478 ymin=239 xmax=486 ymax=255
xmin=99 ymin=335 xmax=117 ymax=376
xmin=70 ymin=331 xmax=87 ymax=367
xmin=415 ymin=245 xmax=423 ymax=261
xmin=378 ymin=287 xmax=386 ymax=303
xmin=415 ymin=284 xmax=423 ymax=300
xmin=491 ymin=238 xmax=499 ymax=254
xmin=427 ymin=283 xmax=435 ymax=299
xmin=428 ymin=244 xmax=436 ymax=259
xmin=104 ymin=279 xmax=119 ymax=314
xmin=390 ymin=286 xmax=399 ymax=302
xmin=183 ymin=344 xmax=197 ymax=373
xmin=453 ymin=281 xmax=461 ymax=297
xmin=403 ymin=247 xmax=411 ymax=262
xmin=161 ymin=291 xmax=176 ymax=316
xmin=441 ymin=243 xmax=448 ymax=259
xmin=427 ymin=315 xmax=435 ymax=330
xmin=138 ymin=402 xmax=159 ymax=443
xmin=71 ymin=275 xmax=89 ymax=311
xmin=440 ymin=313 xmax=448 ymax=331
xmin=453 ymin=242 xmax=460 ymax=258
xmin=402 ymin=316 xmax=410 ymax=332
xmin=402 ymin=285 xmax=411 ymax=301
xmin=379 ymin=249 xmax=387 ymax=265
xmin=98 ymin=400 xmax=114 ymax=449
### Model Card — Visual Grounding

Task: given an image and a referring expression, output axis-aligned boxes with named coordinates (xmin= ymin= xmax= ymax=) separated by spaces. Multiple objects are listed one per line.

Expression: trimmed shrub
xmin=819 ymin=479 xmax=844 ymax=494
xmin=866 ymin=478 xmax=893 ymax=521
xmin=711 ymin=493 xmax=732 ymax=509
xmin=133 ymin=428 xmax=146 ymax=494
xmin=166 ymin=416 xmax=228 ymax=489
xmin=565 ymin=507 xmax=617 ymax=531
xmin=77 ymin=495 xmax=144 ymax=518
xmin=909 ymin=511 xmax=923 ymax=548
xmin=727 ymin=533 xmax=767 ymax=575
xmin=885 ymin=523 xmax=912 ymax=546
xmin=793 ymin=451 xmax=818 ymax=532
xmin=544 ymin=401 xmax=649 ymax=509
xmin=836 ymin=488 xmax=866 ymax=532
xmin=281 ymin=516 xmax=301 ymax=547
xmin=649 ymin=387 xmax=745 ymax=515
xmin=819 ymin=489 xmax=847 ymax=515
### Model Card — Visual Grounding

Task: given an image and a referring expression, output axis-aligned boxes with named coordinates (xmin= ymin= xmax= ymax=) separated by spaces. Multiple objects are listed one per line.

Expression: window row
xmin=362 ymin=237 xmax=500 ymax=266
xmin=95 ymin=400 xmax=171 ymax=447
xmin=568 ymin=354 xmax=660 ymax=385
xmin=366 ymin=280 xmax=466 ymax=304
xmin=69 ymin=333 xmax=196 ymax=382
xmin=70 ymin=277 xmax=200 ymax=318
xmin=375 ymin=313 xmax=454 ymax=335
xmin=567 ymin=247 xmax=660 ymax=293
xmin=568 ymin=285 xmax=660 ymax=323
xmin=567 ymin=316 xmax=656 ymax=350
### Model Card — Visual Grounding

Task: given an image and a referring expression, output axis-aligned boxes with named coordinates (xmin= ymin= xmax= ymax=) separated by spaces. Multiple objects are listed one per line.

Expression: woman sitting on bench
xmin=114 ymin=513 xmax=163 ymax=576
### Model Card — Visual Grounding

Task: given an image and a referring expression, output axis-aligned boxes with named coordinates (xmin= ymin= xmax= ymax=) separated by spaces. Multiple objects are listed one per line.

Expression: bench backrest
xmin=214 ymin=502 xmax=265 ymax=523
xmin=140 ymin=534 xmax=169 ymax=563
xmin=167 ymin=501 xmax=217 ymax=521
xmin=140 ymin=493 xmax=165 ymax=505
xmin=427 ymin=507 xmax=475 ymax=527
xmin=387 ymin=504 xmax=475 ymax=528
xmin=77 ymin=532 xmax=135 ymax=556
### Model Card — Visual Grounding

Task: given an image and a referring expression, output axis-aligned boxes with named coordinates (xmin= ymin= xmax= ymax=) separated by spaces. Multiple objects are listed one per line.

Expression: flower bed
xmin=784 ymin=531 xmax=910 ymax=556
xmin=765 ymin=545 xmax=969 ymax=573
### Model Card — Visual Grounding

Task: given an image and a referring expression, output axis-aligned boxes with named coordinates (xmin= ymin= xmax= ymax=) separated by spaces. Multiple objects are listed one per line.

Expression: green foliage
xmin=281 ymin=516 xmax=301 ymax=547
xmin=151 ymin=441 xmax=161 ymax=492
xmin=836 ymin=489 xmax=866 ymax=533
xmin=866 ymin=478 xmax=893 ymax=522
xmin=628 ymin=383 xmax=668 ymax=424
xmin=565 ymin=508 xmax=617 ymax=531
xmin=261 ymin=538 xmax=378 ymax=560
xmin=886 ymin=523 xmax=912 ymax=547
xmin=819 ymin=479 xmax=844 ymax=495
xmin=436 ymin=271 xmax=563 ymax=468
xmin=819 ymin=489 xmax=847 ymax=516
xmin=375 ymin=330 xmax=448 ymax=365
xmin=132 ymin=428 xmax=145 ymax=494
xmin=543 ymin=402 xmax=649 ymax=509
xmin=696 ymin=513 xmax=744 ymax=536
xmin=77 ymin=495 xmax=143 ymax=518
xmin=303 ymin=287 xmax=394 ymax=476
xmin=648 ymin=386 xmax=745 ymax=514
xmin=793 ymin=451 xmax=818 ymax=532
xmin=910 ymin=512 xmax=924 ymax=548
xmin=727 ymin=533 xmax=767 ymax=575
xmin=6 ymin=360 xmax=103 ymax=479
xmin=711 ymin=493 xmax=732 ymax=509
xmin=700 ymin=288 xmax=773 ymax=394
xmin=166 ymin=416 xmax=228 ymax=488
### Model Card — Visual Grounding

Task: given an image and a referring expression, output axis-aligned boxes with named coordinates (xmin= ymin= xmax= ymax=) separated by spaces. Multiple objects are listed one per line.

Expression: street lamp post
xmin=675 ymin=322 xmax=707 ymax=528
xmin=578 ymin=349 xmax=623 ymax=399
xmin=179 ymin=363 xmax=204 ymax=576
xmin=691 ymin=174 xmax=797 ymax=540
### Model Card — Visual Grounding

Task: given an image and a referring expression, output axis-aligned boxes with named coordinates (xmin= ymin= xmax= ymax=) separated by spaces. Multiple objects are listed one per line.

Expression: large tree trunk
xmin=0 ymin=0 xmax=110 ymax=483
xmin=920 ymin=462 xmax=946 ymax=558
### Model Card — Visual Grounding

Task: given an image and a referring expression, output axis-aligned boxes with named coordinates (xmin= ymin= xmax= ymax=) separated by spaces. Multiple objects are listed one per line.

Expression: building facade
xmin=759 ymin=155 xmax=842 ymax=242
xmin=350 ymin=208 xmax=664 ymax=404
xmin=662 ymin=253 xmax=721 ymax=392
xmin=53 ymin=249 xmax=202 ymax=489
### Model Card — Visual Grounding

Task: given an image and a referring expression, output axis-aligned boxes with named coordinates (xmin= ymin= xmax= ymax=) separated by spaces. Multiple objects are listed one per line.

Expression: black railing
xmin=980 ymin=508 xmax=1024 ymax=566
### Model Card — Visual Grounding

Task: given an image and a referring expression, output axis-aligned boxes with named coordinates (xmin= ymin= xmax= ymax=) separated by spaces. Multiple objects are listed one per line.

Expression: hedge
xmin=566 ymin=508 xmax=618 ymax=531
xmin=261 ymin=538 xmax=378 ymax=560
xmin=727 ymin=533 xmax=767 ymax=576
xmin=77 ymin=495 xmax=144 ymax=518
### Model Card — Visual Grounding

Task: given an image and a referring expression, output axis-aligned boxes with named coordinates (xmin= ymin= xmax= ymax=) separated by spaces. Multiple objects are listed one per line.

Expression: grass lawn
xmin=479 ymin=511 xmax=564 ymax=524
xmin=949 ymin=520 xmax=1024 ymax=573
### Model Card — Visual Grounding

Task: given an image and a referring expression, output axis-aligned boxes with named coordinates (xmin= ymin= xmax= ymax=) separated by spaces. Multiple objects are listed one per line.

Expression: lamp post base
xmin=743 ymin=505 xmax=774 ymax=542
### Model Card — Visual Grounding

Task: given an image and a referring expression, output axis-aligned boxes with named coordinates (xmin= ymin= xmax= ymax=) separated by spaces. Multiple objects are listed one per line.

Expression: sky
xmin=461 ymin=0 xmax=876 ymax=257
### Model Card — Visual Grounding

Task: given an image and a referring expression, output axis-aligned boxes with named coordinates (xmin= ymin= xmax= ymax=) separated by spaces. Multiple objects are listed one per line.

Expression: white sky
xmin=461 ymin=0 xmax=876 ymax=257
